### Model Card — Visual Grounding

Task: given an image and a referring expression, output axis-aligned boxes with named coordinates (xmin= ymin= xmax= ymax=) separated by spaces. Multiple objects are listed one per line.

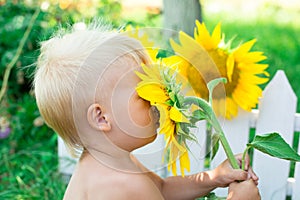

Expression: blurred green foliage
xmin=0 ymin=94 xmax=66 ymax=199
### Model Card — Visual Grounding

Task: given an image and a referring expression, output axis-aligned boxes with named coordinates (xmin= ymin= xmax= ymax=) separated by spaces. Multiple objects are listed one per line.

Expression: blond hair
xmin=34 ymin=22 xmax=150 ymax=157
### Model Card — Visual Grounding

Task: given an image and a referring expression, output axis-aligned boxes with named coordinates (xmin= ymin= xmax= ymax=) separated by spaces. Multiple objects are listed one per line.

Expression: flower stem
xmin=242 ymin=146 xmax=251 ymax=170
xmin=184 ymin=96 xmax=240 ymax=169
xmin=218 ymin=131 xmax=240 ymax=169
xmin=204 ymin=122 xmax=213 ymax=169
xmin=209 ymin=111 xmax=240 ymax=169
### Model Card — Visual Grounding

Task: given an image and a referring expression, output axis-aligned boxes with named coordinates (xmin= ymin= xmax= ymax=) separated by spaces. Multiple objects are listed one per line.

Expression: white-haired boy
xmin=34 ymin=24 xmax=260 ymax=200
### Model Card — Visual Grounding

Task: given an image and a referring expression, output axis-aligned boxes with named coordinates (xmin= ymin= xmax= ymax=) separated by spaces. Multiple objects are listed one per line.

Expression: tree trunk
xmin=163 ymin=0 xmax=202 ymax=37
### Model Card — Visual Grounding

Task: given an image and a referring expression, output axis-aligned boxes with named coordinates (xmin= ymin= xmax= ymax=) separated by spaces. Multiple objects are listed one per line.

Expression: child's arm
xmin=132 ymin=154 xmax=258 ymax=200
xmin=159 ymin=157 xmax=254 ymax=200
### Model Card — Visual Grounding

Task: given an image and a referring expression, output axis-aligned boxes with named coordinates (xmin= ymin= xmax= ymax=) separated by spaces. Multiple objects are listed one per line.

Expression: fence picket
xmin=253 ymin=70 xmax=297 ymax=199
xmin=132 ymin=133 xmax=166 ymax=176
xmin=58 ymin=137 xmax=77 ymax=175
xmin=295 ymin=138 xmax=300 ymax=199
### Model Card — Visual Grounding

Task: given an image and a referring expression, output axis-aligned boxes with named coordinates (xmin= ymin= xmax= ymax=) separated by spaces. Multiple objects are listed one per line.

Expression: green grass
xmin=0 ymin=95 xmax=67 ymax=200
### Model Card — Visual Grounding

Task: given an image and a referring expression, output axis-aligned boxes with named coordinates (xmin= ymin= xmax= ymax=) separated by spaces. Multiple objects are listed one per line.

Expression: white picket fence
xmin=58 ymin=70 xmax=300 ymax=199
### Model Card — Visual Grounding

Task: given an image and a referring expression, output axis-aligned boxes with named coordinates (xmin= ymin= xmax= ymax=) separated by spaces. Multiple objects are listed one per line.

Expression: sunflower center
xmin=209 ymin=49 xmax=240 ymax=99
xmin=208 ymin=49 xmax=227 ymax=77
xmin=186 ymin=48 xmax=240 ymax=100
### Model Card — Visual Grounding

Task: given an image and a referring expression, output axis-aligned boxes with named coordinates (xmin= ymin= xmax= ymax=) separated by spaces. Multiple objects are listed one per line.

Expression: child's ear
xmin=87 ymin=104 xmax=111 ymax=132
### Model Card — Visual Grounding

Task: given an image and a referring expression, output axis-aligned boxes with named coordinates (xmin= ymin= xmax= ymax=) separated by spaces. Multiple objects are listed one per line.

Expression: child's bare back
xmin=63 ymin=151 xmax=164 ymax=200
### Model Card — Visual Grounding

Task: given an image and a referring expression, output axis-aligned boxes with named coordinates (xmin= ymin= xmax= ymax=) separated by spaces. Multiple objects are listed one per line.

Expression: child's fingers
xmin=246 ymin=169 xmax=259 ymax=185
xmin=233 ymin=153 xmax=259 ymax=185
xmin=232 ymin=169 xmax=248 ymax=181
xmin=234 ymin=153 xmax=250 ymax=170
xmin=248 ymin=168 xmax=259 ymax=181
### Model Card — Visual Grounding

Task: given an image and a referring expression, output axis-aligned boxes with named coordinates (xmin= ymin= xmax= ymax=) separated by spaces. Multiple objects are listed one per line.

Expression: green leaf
xmin=247 ymin=133 xmax=300 ymax=162
xmin=199 ymin=192 xmax=226 ymax=200
xmin=165 ymin=99 xmax=174 ymax=106
xmin=211 ymin=133 xmax=220 ymax=160
xmin=169 ymin=91 xmax=176 ymax=102
xmin=177 ymin=123 xmax=198 ymax=143
xmin=192 ymin=109 xmax=207 ymax=120
xmin=156 ymin=49 xmax=174 ymax=59
xmin=207 ymin=78 xmax=227 ymax=105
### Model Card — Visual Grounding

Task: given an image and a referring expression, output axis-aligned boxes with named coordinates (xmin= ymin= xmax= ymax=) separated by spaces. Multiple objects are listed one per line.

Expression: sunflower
xmin=135 ymin=63 xmax=195 ymax=176
xmin=122 ymin=26 xmax=158 ymax=61
xmin=169 ymin=21 xmax=269 ymax=119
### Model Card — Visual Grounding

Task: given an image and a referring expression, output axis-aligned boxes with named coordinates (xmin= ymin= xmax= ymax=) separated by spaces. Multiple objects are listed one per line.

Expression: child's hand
xmin=227 ymin=179 xmax=261 ymax=200
xmin=209 ymin=154 xmax=259 ymax=187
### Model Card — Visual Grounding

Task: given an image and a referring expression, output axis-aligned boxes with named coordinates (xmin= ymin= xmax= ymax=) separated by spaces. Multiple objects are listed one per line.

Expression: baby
xmin=34 ymin=23 xmax=260 ymax=200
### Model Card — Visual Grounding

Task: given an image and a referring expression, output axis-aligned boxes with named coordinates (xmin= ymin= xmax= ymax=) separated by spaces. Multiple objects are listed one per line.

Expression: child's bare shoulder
xmin=87 ymin=170 xmax=164 ymax=199
xmin=64 ymin=153 xmax=164 ymax=200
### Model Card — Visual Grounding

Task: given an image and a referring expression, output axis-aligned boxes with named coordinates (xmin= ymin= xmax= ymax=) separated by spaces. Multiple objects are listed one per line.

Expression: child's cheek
xmin=129 ymin=97 xmax=152 ymax=127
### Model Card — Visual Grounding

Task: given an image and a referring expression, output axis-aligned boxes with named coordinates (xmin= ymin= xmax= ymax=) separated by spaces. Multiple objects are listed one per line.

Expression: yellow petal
xmin=169 ymin=106 xmax=189 ymax=123
xmin=195 ymin=20 xmax=212 ymax=49
xmin=171 ymin=160 xmax=177 ymax=176
xmin=239 ymin=73 xmax=269 ymax=85
xmin=232 ymin=84 xmax=263 ymax=111
xmin=141 ymin=64 xmax=161 ymax=80
xmin=211 ymin=22 xmax=222 ymax=49
xmin=156 ymin=104 xmax=169 ymax=125
xmin=162 ymin=55 xmax=188 ymax=78
xmin=225 ymin=97 xmax=238 ymax=119
xmin=179 ymin=150 xmax=190 ymax=177
xmin=171 ymin=137 xmax=186 ymax=152
xmin=168 ymin=143 xmax=179 ymax=176
xmin=135 ymin=71 xmax=152 ymax=82
xmin=147 ymin=48 xmax=160 ymax=61
xmin=136 ymin=82 xmax=168 ymax=104
xmin=226 ymin=54 xmax=235 ymax=82
xmin=123 ymin=26 xmax=158 ymax=61
xmin=233 ymin=39 xmax=256 ymax=59
xmin=214 ymin=98 xmax=226 ymax=117
xmin=236 ymin=52 xmax=267 ymax=63
xmin=238 ymin=63 xmax=269 ymax=76
xmin=161 ymin=120 xmax=174 ymax=139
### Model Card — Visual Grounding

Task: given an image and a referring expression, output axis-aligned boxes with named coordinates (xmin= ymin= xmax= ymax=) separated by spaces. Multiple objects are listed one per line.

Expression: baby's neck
xmin=83 ymin=148 xmax=141 ymax=173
